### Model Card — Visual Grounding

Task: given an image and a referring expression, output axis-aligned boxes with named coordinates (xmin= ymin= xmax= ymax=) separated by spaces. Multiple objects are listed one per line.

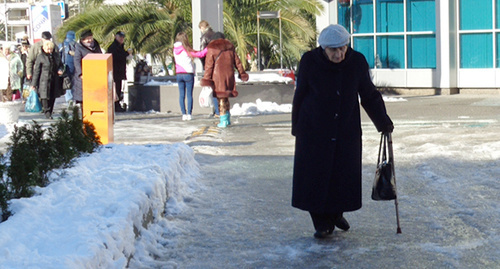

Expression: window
xmin=377 ymin=35 xmax=404 ymax=68
xmin=377 ymin=0 xmax=404 ymax=33
xmin=353 ymin=0 xmax=374 ymax=33
xmin=460 ymin=33 xmax=493 ymax=68
xmin=407 ymin=0 xmax=436 ymax=32
xmin=338 ymin=1 xmax=351 ymax=31
xmin=353 ymin=36 xmax=375 ymax=67
xmin=458 ymin=0 xmax=500 ymax=68
xmin=460 ymin=0 xmax=492 ymax=30
xmin=408 ymin=35 xmax=436 ymax=68
xmin=344 ymin=0 xmax=436 ymax=69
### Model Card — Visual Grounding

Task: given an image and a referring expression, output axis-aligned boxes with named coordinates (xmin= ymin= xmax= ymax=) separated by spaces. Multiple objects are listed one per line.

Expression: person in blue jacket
xmin=59 ymin=31 xmax=76 ymax=105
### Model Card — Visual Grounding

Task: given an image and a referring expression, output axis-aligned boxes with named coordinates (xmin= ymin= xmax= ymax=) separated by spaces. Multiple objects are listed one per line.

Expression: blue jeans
xmin=177 ymin=73 xmax=194 ymax=115
xmin=213 ymin=96 xmax=219 ymax=115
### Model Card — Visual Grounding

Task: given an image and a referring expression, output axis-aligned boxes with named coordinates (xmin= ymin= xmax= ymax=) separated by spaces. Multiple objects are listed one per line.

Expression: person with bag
xmin=59 ymin=31 xmax=77 ymax=106
xmin=31 ymin=41 xmax=64 ymax=119
xmin=173 ymin=32 xmax=207 ymax=121
xmin=200 ymin=32 xmax=249 ymax=128
xmin=291 ymin=24 xmax=394 ymax=239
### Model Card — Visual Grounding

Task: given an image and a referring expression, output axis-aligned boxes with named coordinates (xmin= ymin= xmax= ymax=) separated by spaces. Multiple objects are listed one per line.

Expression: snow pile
xmin=231 ymin=99 xmax=292 ymax=116
xmin=243 ymin=72 xmax=294 ymax=84
xmin=144 ymin=79 xmax=176 ymax=86
xmin=141 ymin=72 xmax=294 ymax=86
xmin=0 ymin=143 xmax=200 ymax=268
xmin=383 ymin=96 xmax=407 ymax=102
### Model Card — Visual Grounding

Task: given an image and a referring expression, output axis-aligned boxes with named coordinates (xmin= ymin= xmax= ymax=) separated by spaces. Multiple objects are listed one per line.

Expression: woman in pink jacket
xmin=173 ymin=32 xmax=207 ymax=120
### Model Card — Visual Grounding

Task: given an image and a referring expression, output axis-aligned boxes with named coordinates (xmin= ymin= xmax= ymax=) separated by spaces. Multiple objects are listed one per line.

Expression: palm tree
xmin=223 ymin=0 xmax=323 ymax=70
xmin=57 ymin=0 xmax=322 ymax=71
xmin=57 ymin=0 xmax=192 ymax=69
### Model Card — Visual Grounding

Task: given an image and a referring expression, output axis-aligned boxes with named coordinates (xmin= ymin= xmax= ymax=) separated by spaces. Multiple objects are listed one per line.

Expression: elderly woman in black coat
xmin=292 ymin=24 xmax=394 ymax=239
xmin=31 ymin=41 xmax=64 ymax=119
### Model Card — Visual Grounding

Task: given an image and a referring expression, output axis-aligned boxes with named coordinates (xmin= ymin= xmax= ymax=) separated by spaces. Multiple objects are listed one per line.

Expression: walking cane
xmin=387 ymin=132 xmax=402 ymax=234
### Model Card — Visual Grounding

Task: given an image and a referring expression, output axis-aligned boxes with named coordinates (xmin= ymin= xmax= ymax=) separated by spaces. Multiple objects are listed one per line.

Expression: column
xmin=192 ymin=0 xmax=223 ymax=75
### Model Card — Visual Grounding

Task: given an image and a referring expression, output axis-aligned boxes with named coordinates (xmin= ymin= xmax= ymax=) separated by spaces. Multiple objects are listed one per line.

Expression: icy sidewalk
xmin=0 ymin=143 xmax=199 ymax=268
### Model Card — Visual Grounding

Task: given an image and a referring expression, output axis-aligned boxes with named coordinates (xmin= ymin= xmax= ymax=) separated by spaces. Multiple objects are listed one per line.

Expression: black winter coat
xmin=291 ymin=47 xmax=393 ymax=214
xmin=32 ymin=52 xmax=63 ymax=99
xmin=73 ymin=40 xmax=102 ymax=102
xmin=107 ymin=39 xmax=128 ymax=81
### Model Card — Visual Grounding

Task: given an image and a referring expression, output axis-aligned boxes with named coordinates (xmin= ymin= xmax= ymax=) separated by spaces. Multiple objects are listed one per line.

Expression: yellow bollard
xmin=82 ymin=53 xmax=114 ymax=144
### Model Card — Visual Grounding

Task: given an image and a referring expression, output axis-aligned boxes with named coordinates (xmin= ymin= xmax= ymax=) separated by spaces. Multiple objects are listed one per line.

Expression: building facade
xmin=2 ymin=2 xmax=31 ymax=42
xmin=320 ymin=0 xmax=500 ymax=93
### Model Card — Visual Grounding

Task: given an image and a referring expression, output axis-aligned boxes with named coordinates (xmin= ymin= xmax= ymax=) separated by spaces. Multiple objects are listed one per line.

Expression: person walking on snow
xmin=31 ymin=41 xmax=64 ymax=119
xmin=173 ymin=32 xmax=207 ymax=121
xmin=200 ymin=32 xmax=249 ymax=128
xmin=291 ymin=24 xmax=394 ymax=239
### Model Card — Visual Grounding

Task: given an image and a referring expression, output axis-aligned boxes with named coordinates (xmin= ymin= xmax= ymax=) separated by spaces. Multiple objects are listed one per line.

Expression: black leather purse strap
xmin=377 ymin=133 xmax=388 ymax=165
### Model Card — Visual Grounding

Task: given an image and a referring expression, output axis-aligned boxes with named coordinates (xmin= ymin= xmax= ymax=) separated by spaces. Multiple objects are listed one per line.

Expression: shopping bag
xmin=372 ymin=133 xmax=397 ymax=201
xmin=64 ymin=89 xmax=73 ymax=102
xmin=25 ymin=90 xmax=42 ymax=113
xmin=199 ymin=86 xmax=214 ymax=108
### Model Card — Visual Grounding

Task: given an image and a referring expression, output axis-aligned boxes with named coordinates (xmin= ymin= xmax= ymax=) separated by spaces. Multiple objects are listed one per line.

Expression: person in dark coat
xmin=291 ymin=24 xmax=394 ymax=239
xmin=31 ymin=41 xmax=64 ymax=119
xmin=26 ymin=31 xmax=61 ymax=81
xmin=107 ymin=31 xmax=128 ymax=112
xmin=200 ymin=32 xmax=249 ymax=128
xmin=73 ymin=29 xmax=102 ymax=107
xmin=20 ymin=39 xmax=30 ymax=87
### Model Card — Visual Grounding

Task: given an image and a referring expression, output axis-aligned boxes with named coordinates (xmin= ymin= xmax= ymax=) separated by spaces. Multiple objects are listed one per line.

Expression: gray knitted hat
xmin=318 ymin=24 xmax=350 ymax=49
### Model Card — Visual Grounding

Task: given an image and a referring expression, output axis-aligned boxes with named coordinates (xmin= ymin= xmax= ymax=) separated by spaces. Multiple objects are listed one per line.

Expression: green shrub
xmin=0 ymin=107 xmax=101 ymax=221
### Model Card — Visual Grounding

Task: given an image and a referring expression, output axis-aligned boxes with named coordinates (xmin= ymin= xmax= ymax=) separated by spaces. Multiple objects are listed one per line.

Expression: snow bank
xmin=0 ymin=143 xmax=200 ymax=268
xmin=231 ymin=99 xmax=292 ymax=116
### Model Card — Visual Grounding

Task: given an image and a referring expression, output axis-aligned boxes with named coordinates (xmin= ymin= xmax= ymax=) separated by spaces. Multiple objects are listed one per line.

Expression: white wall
xmin=192 ymin=0 xmax=223 ymax=75
xmin=316 ymin=0 xmax=337 ymax=40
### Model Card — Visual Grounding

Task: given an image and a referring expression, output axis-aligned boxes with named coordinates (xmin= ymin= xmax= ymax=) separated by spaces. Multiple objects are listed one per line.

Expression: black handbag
xmin=62 ymin=75 xmax=72 ymax=90
xmin=60 ymin=64 xmax=73 ymax=90
xmin=372 ymin=133 xmax=397 ymax=201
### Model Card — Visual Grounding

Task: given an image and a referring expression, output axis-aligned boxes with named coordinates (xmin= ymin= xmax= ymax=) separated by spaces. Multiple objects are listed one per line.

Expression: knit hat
xmin=80 ymin=29 xmax=93 ymax=39
xmin=318 ymin=24 xmax=350 ymax=49
xmin=116 ymin=31 xmax=125 ymax=37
